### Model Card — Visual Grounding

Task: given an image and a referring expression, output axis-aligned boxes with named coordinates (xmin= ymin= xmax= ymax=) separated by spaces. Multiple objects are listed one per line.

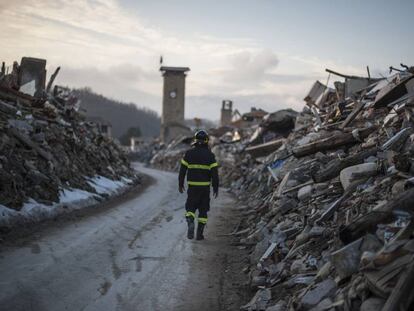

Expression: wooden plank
xmin=292 ymin=127 xmax=376 ymax=158
xmin=9 ymin=127 xmax=53 ymax=161
xmin=339 ymin=100 xmax=364 ymax=129
xmin=375 ymin=75 xmax=414 ymax=108
xmin=245 ymin=138 xmax=285 ymax=158
xmin=325 ymin=68 xmax=368 ymax=80
xmin=282 ymin=180 xmax=314 ymax=195
xmin=0 ymin=99 xmax=18 ymax=115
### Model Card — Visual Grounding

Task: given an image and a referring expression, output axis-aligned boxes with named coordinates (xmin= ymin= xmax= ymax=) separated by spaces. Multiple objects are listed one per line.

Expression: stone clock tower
xmin=160 ymin=66 xmax=191 ymax=142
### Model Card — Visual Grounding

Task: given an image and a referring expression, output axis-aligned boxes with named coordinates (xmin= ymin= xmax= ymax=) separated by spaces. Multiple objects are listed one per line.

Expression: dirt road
xmin=0 ymin=165 xmax=247 ymax=311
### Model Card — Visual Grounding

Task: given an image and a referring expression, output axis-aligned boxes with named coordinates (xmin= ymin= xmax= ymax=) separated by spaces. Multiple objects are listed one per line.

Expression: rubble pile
xmin=212 ymin=65 xmax=414 ymax=310
xmin=150 ymin=136 xmax=193 ymax=171
xmin=128 ymin=140 xmax=161 ymax=163
xmin=0 ymin=57 xmax=138 ymax=225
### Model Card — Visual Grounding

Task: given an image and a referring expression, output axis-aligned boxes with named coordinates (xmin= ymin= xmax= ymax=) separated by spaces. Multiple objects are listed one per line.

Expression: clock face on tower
xmin=169 ymin=90 xmax=177 ymax=99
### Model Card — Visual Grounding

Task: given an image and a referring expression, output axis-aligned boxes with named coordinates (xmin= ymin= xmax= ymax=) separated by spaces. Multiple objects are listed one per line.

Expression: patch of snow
xmin=59 ymin=188 xmax=94 ymax=203
xmin=0 ymin=176 xmax=134 ymax=228
xmin=88 ymin=175 xmax=129 ymax=195
xmin=121 ymin=176 xmax=133 ymax=184
xmin=0 ymin=204 xmax=17 ymax=227
xmin=20 ymin=80 xmax=36 ymax=96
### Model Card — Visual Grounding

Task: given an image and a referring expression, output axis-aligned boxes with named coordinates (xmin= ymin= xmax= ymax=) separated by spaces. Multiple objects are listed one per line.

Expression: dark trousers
xmin=185 ymin=186 xmax=210 ymax=224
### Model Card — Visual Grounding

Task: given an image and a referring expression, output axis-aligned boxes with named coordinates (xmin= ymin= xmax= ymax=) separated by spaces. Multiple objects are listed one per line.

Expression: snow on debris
xmin=87 ymin=175 xmax=129 ymax=195
xmin=0 ymin=175 xmax=131 ymax=227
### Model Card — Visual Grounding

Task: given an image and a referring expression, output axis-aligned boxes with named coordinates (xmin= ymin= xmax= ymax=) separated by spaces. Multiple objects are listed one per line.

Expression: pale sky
xmin=1 ymin=0 xmax=413 ymax=120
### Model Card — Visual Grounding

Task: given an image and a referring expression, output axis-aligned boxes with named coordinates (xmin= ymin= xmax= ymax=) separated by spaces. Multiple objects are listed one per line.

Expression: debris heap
xmin=212 ymin=65 xmax=414 ymax=310
xmin=150 ymin=136 xmax=193 ymax=171
xmin=0 ymin=57 xmax=138 ymax=222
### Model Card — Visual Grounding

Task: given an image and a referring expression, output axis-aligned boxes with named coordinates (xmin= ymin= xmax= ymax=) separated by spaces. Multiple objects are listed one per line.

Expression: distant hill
xmin=73 ymin=88 xmax=160 ymax=138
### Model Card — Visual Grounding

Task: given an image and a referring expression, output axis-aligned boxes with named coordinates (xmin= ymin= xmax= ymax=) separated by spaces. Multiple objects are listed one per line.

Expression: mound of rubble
xmin=133 ymin=63 xmax=414 ymax=309
xmin=210 ymin=65 xmax=414 ymax=310
xmin=0 ymin=57 xmax=139 ymax=227
xmin=150 ymin=136 xmax=193 ymax=170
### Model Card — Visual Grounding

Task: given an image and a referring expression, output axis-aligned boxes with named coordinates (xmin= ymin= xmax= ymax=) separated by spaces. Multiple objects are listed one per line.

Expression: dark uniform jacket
xmin=178 ymin=144 xmax=219 ymax=193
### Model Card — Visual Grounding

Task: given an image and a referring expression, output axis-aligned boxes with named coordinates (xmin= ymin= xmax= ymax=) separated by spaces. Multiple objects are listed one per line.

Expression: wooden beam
xmin=313 ymin=147 xmax=378 ymax=183
xmin=340 ymin=101 xmax=365 ymax=129
xmin=292 ymin=127 xmax=376 ymax=158
xmin=245 ymin=138 xmax=285 ymax=158
xmin=9 ymin=127 xmax=53 ymax=161
xmin=46 ymin=66 xmax=61 ymax=93
xmin=325 ymin=68 xmax=368 ymax=80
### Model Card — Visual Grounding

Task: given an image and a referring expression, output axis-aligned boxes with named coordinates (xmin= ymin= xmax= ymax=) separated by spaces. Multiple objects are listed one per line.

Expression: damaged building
xmin=160 ymin=66 xmax=192 ymax=143
xmin=221 ymin=99 xmax=233 ymax=127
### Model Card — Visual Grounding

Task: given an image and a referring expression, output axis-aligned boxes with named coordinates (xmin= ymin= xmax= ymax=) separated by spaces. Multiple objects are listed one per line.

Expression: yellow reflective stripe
xmin=188 ymin=181 xmax=211 ymax=186
xmin=184 ymin=163 xmax=219 ymax=170
xmin=198 ymin=217 xmax=208 ymax=224
xmin=181 ymin=159 xmax=189 ymax=167
xmin=185 ymin=211 xmax=196 ymax=218
xmin=187 ymin=164 xmax=211 ymax=170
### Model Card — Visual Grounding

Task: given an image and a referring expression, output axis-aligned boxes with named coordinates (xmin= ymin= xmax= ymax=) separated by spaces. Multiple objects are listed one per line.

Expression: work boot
xmin=196 ymin=223 xmax=205 ymax=240
xmin=186 ymin=217 xmax=195 ymax=239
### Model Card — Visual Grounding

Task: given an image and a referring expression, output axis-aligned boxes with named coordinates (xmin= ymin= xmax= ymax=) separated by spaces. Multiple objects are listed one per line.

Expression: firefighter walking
xmin=178 ymin=130 xmax=219 ymax=240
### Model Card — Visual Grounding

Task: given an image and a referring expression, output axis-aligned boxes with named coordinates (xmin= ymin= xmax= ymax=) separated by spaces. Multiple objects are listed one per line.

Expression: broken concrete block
xmin=241 ymin=288 xmax=271 ymax=311
xmin=360 ymin=297 xmax=385 ymax=311
xmin=309 ymin=298 xmax=333 ymax=311
xmin=391 ymin=180 xmax=406 ymax=196
xmin=331 ymin=238 xmax=365 ymax=279
xmin=339 ymin=162 xmax=377 ymax=190
xmin=309 ymin=226 xmax=325 ymax=237
xmin=331 ymin=234 xmax=382 ymax=279
xmin=250 ymin=238 xmax=271 ymax=264
xmin=278 ymin=198 xmax=297 ymax=214
xmin=298 ymin=184 xmax=313 ymax=201
xmin=301 ymin=278 xmax=337 ymax=310
xmin=270 ymin=228 xmax=287 ymax=245
xmin=315 ymin=261 xmax=332 ymax=281
xmin=265 ymin=300 xmax=286 ymax=311
xmin=290 ymin=258 xmax=307 ymax=273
